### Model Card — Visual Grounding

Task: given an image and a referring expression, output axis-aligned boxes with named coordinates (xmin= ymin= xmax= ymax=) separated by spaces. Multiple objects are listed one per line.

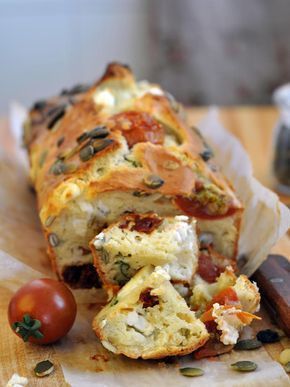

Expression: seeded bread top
xmin=24 ymin=63 xmax=243 ymax=224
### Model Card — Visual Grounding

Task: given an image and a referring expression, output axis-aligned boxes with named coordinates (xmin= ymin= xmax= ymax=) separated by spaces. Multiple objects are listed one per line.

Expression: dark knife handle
xmin=252 ymin=254 xmax=290 ymax=336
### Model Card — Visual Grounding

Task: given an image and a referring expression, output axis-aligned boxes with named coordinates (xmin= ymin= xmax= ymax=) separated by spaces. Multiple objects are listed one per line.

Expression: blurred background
xmin=1 ymin=0 xmax=290 ymax=113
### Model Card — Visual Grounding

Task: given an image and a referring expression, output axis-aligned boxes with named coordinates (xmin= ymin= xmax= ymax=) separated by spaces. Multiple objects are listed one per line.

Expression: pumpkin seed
xmin=234 ymin=338 xmax=262 ymax=351
xmin=143 ymin=174 xmax=164 ymax=189
xmin=179 ymin=367 xmax=204 ymax=377
xmin=38 ymin=150 xmax=48 ymax=168
xmin=56 ymin=136 xmax=65 ymax=147
xmin=110 ymin=296 xmax=118 ymax=306
xmin=79 ymin=144 xmax=95 ymax=162
xmin=256 ymin=329 xmax=280 ymax=343
xmin=61 ymin=83 xmax=90 ymax=96
xmin=50 ymin=160 xmax=66 ymax=175
xmin=88 ymin=126 xmax=109 ymax=139
xmin=44 ymin=216 xmax=55 ymax=227
xmin=47 ymin=105 xmax=66 ymax=129
xmin=34 ymin=360 xmax=54 ymax=377
xmin=32 ymin=100 xmax=46 ymax=111
xmin=132 ymin=191 xmax=150 ymax=197
xmin=93 ymin=138 xmax=114 ymax=153
xmin=76 ymin=132 xmax=89 ymax=144
xmin=230 ymin=361 xmax=257 ymax=372
xmin=48 ymin=233 xmax=59 ymax=247
xmin=199 ymin=147 xmax=213 ymax=162
xmin=279 ymin=349 xmax=290 ymax=365
xmin=285 ymin=362 xmax=290 ymax=373
xmin=57 ymin=147 xmax=78 ymax=160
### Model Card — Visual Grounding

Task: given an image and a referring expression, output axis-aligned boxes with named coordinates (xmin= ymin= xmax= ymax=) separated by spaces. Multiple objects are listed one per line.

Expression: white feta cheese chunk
xmin=6 ymin=374 xmax=28 ymax=387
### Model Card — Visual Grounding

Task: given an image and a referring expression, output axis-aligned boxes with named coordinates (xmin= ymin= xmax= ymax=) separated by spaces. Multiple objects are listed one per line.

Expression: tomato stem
xmin=12 ymin=314 xmax=44 ymax=342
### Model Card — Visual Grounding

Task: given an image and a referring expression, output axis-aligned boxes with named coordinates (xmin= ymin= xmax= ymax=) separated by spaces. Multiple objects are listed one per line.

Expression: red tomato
xmin=8 ymin=278 xmax=77 ymax=344
xmin=111 ymin=111 xmax=164 ymax=148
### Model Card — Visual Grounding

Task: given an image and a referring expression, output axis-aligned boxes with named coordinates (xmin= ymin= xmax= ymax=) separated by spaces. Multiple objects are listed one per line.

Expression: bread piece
xmin=210 ymin=303 xmax=260 ymax=345
xmin=24 ymin=62 xmax=243 ymax=291
xmin=93 ymin=265 xmax=209 ymax=359
xmin=91 ymin=213 xmax=198 ymax=293
xmin=190 ymin=267 xmax=260 ymax=316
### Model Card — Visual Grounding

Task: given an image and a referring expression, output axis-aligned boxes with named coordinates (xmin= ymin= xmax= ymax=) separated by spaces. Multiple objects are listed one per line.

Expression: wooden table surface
xmin=0 ymin=106 xmax=289 ymax=385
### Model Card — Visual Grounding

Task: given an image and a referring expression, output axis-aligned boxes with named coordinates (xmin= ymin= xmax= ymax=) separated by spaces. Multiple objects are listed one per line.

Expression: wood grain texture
xmin=252 ymin=255 xmax=290 ymax=335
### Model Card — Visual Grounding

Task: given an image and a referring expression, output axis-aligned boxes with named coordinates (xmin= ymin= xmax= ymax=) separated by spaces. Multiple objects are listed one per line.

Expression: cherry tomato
xmin=8 ymin=278 xmax=77 ymax=344
xmin=111 ymin=111 xmax=164 ymax=148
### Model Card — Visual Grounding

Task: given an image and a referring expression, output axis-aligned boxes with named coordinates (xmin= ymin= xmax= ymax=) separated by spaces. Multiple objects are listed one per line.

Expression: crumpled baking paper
xmin=0 ymin=104 xmax=289 ymax=386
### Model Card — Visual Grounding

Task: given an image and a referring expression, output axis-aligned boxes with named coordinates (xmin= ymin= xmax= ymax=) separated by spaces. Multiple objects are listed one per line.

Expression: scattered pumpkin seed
xmin=50 ymin=160 xmax=66 ymax=175
xmin=230 ymin=361 xmax=257 ymax=372
xmin=34 ymin=360 xmax=54 ymax=377
xmin=93 ymin=138 xmax=114 ymax=153
xmin=79 ymin=144 xmax=95 ymax=162
xmin=44 ymin=216 xmax=55 ymax=228
xmin=48 ymin=233 xmax=59 ymax=247
xmin=47 ymin=105 xmax=66 ymax=130
xmin=256 ymin=329 xmax=280 ymax=343
xmin=143 ymin=174 xmax=164 ymax=189
xmin=179 ymin=367 xmax=204 ymax=377
xmin=88 ymin=126 xmax=109 ymax=139
xmin=279 ymin=349 xmax=290 ymax=365
xmin=285 ymin=362 xmax=290 ymax=373
xmin=38 ymin=150 xmax=48 ymax=168
xmin=56 ymin=136 xmax=65 ymax=147
xmin=234 ymin=338 xmax=262 ymax=351
xmin=76 ymin=132 xmax=89 ymax=144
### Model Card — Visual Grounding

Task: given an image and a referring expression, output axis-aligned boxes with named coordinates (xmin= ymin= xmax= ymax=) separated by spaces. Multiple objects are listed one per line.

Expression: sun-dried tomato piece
xmin=111 ymin=111 xmax=164 ymax=148
xmin=139 ymin=288 xmax=159 ymax=308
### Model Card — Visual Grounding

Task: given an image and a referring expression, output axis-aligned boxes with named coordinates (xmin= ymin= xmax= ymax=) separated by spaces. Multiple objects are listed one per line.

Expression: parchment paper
xmin=0 ymin=105 xmax=289 ymax=386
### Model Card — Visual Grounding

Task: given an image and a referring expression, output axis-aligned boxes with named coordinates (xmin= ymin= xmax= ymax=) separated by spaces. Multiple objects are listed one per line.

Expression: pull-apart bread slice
xmin=93 ymin=265 xmax=209 ymax=359
xmin=90 ymin=213 xmax=198 ymax=293
xmin=24 ymin=62 xmax=243 ymax=292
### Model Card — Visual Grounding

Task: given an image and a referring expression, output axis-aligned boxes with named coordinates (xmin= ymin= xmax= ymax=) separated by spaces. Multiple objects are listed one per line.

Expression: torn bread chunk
xmin=190 ymin=267 xmax=260 ymax=316
xmin=91 ymin=213 xmax=198 ymax=293
xmin=209 ymin=304 xmax=260 ymax=345
xmin=93 ymin=265 xmax=209 ymax=359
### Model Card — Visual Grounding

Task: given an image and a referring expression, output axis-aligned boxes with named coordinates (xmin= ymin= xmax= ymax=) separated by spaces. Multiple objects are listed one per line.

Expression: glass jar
xmin=273 ymin=84 xmax=290 ymax=195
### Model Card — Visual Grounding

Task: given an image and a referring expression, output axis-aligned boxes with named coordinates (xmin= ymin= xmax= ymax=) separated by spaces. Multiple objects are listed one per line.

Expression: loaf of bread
xmin=90 ymin=213 xmax=198 ymax=294
xmin=24 ymin=62 xmax=243 ymax=292
xmin=92 ymin=265 xmax=209 ymax=359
